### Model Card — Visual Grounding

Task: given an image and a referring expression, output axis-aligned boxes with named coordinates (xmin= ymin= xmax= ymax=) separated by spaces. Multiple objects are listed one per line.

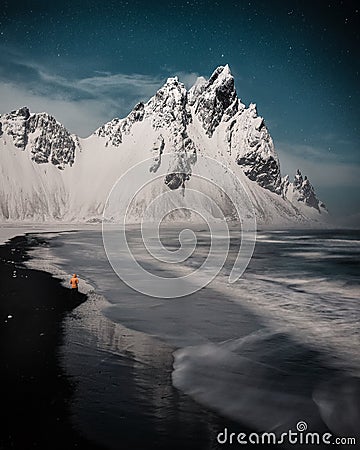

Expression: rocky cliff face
xmin=0 ymin=106 xmax=30 ymax=149
xmin=147 ymin=77 xmax=197 ymax=187
xmin=0 ymin=107 xmax=79 ymax=169
xmin=193 ymin=64 xmax=239 ymax=137
xmin=282 ymin=170 xmax=327 ymax=213
xmin=226 ymin=103 xmax=282 ymax=194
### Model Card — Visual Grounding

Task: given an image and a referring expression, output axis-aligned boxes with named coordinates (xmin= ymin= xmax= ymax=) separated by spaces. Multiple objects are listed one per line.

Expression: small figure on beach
xmin=70 ymin=273 xmax=79 ymax=293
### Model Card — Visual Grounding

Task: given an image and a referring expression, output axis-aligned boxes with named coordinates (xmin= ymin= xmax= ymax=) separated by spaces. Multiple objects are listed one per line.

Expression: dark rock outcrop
xmin=193 ymin=65 xmax=238 ymax=136
xmin=0 ymin=107 xmax=78 ymax=168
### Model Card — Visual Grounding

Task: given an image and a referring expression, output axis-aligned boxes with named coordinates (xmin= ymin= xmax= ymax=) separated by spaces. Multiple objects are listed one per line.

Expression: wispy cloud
xmin=174 ymin=71 xmax=200 ymax=88
xmin=35 ymin=68 xmax=164 ymax=99
xmin=277 ymin=141 xmax=360 ymax=188
xmin=277 ymin=141 xmax=340 ymax=163
xmin=0 ymin=52 xmax=200 ymax=136
xmin=0 ymin=81 xmax=119 ymax=137
xmin=317 ymin=132 xmax=354 ymax=147
xmin=160 ymin=64 xmax=201 ymax=88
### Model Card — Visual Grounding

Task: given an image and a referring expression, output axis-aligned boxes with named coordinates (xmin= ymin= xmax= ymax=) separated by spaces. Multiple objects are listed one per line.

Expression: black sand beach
xmin=1 ymin=234 xmax=278 ymax=450
xmin=0 ymin=234 xmax=104 ymax=450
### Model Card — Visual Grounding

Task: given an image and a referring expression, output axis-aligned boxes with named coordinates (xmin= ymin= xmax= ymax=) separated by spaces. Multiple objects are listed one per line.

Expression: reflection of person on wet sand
xmin=70 ymin=273 xmax=79 ymax=294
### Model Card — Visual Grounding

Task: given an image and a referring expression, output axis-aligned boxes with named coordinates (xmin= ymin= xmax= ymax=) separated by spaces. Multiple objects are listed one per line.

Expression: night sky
xmin=0 ymin=0 xmax=359 ymax=220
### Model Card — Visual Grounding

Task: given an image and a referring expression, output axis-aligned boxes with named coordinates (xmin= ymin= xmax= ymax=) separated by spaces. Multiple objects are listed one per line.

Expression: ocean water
xmin=30 ymin=227 xmax=360 ymax=445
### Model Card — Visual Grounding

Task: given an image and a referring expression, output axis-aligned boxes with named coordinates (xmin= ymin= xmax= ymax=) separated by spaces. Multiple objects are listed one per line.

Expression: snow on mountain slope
xmin=0 ymin=65 xmax=327 ymax=224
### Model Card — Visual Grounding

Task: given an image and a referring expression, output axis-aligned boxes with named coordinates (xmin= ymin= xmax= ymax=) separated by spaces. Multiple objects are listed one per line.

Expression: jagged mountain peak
xmin=1 ymin=106 xmax=64 ymax=123
xmin=281 ymin=169 xmax=327 ymax=214
xmin=0 ymin=106 xmax=78 ymax=168
xmin=193 ymin=65 xmax=238 ymax=137
xmin=149 ymin=76 xmax=187 ymax=107
xmin=0 ymin=106 xmax=31 ymax=148
xmin=1 ymin=106 xmax=66 ymax=128
xmin=248 ymin=102 xmax=258 ymax=116
xmin=5 ymin=106 xmax=31 ymax=119
xmin=207 ymin=64 xmax=233 ymax=85
xmin=294 ymin=168 xmax=306 ymax=183
xmin=205 ymin=65 xmax=236 ymax=98
xmin=95 ymin=65 xmax=237 ymax=145
xmin=164 ymin=76 xmax=180 ymax=85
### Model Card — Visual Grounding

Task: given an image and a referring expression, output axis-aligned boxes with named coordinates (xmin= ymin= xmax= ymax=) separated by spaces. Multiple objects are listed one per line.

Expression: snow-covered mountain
xmin=0 ymin=65 xmax=327 ymax=224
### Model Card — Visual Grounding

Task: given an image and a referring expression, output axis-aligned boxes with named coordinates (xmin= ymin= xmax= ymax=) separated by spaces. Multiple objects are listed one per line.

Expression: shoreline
xmin=0 ymin=234 xmax=104 ymax=450
xmin=1 ymin=233 xmax=276 ymax=450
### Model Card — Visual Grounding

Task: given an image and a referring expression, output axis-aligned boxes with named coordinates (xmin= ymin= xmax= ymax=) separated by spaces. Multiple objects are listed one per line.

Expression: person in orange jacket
xmin=70 ymin=273 xmax=79 ymax=293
